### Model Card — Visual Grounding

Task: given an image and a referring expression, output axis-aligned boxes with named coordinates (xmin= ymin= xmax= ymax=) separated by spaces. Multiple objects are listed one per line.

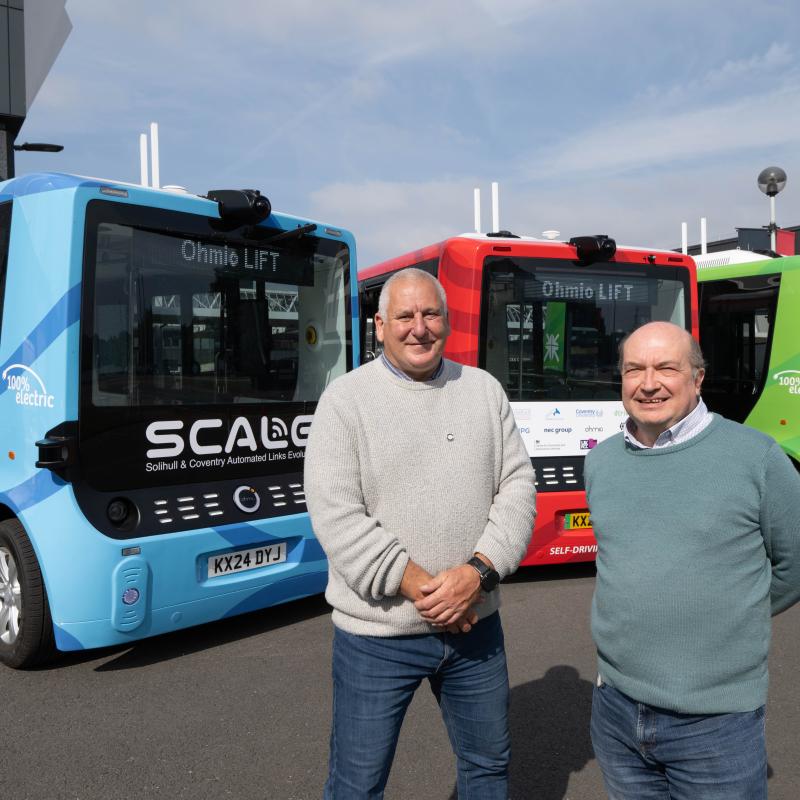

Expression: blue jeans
xmin=324 ymin=612 xmax=509 ymax=800
xmin=591 ymin=681 xmax=767 ymax=800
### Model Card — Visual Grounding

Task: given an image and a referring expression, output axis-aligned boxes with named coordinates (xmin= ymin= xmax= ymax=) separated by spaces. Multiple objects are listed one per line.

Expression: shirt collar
xmin=380 ymin=352 xmax=444 ymax=382
xmin=624 ymin=398 xmax=711 ymax=449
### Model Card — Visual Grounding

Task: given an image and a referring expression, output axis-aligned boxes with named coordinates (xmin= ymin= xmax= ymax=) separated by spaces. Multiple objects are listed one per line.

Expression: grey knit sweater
xmin=304 ymin=358 xmax=537 ymax=636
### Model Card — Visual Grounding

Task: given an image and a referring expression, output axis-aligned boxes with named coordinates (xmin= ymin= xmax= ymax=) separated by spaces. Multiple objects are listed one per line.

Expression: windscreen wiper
xmin=248 ymin=223 xmax=317 ymax=245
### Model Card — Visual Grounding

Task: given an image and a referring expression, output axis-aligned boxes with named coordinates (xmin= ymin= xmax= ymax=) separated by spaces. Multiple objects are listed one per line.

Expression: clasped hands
xmin=400 ymin=559 xmax=486 ymax=635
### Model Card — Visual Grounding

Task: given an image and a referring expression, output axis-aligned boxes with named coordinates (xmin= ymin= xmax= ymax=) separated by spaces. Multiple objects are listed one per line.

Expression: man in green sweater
xmin=585 ymin=320 xmax=800 ymax=799
xmin=304 ymin=268 xmax=536 ymax=799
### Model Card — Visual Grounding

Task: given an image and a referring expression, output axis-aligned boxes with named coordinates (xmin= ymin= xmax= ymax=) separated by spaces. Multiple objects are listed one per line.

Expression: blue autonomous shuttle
xmin=0 ymin=172 xmax=357 ymax=667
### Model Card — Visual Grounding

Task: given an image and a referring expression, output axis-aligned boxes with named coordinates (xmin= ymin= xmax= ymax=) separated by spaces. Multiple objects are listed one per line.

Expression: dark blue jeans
xmin=591 ymin=681 xmax=767 ymax=800
xmin=324 ymin=612 xmax=510 ymax=800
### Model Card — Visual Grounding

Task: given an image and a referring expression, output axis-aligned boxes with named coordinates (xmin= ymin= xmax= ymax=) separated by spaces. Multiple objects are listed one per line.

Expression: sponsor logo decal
xmin=550 ymin=545 xmax=598 ymax=556
xmin=774 ymin=370 xmax=800 ymax=395
xmin=580 ymin=438 xmax=598 ymax=450
xmin=575 ymin=408 xmax=603 ymax=417
xmin=2 ymin=364 xmax=56 ymax=408
xmin=144 ymin=414 xmax=313 ymax=472
xmin=544 ymin=332 xmax=561 ymax=363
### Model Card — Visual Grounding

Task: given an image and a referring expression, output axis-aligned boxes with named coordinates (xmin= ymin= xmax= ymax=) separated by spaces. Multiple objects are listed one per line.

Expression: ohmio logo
xmin=146 ymin=415 xmax=313 ymax=458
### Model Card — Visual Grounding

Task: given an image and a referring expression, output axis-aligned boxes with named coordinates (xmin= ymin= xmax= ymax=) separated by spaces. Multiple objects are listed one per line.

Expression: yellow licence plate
xmin=563 ymin=511 xmax=592 ymax=530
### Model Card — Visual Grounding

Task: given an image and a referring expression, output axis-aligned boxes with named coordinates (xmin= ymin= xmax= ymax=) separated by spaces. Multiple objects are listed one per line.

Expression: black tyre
xmin=0 ymin=518 xmax=56 ymax=668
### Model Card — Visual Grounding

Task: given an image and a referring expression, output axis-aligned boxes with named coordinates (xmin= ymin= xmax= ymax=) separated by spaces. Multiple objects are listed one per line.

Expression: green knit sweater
xmin=585 ymin=414 xmax=800 ymax=713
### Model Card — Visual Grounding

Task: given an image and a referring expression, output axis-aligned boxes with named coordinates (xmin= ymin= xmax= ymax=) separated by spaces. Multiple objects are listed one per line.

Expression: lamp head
xmin=757 ymin=167 xmax=787 ymax=197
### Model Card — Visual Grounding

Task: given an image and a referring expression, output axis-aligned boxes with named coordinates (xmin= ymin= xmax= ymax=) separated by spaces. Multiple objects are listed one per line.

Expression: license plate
xmin=207 ymin=542 xmax=287 ymax=578
xmin=563 ymin=511 xmax=592 ymax=530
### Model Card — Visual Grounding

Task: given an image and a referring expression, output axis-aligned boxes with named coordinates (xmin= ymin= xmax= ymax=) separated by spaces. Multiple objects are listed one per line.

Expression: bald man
xmin=584 ymin=321 xmax=800 ymax=800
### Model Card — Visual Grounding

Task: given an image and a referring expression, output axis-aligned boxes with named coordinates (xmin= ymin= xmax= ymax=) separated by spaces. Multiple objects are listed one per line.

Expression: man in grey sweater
xmin=304 ymin=268 xmax=536 ymax=799
xmin=585 ymin=321 xmax=800 ymax=800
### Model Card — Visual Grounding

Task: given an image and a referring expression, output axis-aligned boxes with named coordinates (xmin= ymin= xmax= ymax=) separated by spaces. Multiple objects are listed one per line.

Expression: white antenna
xmin=139 ymin=133 xmax=148 ymax=187
xmin=150 ymin=122 xmax=160 ymax=189
xmin=473 ymin=188 xmax=481 ymax=233
xmin=491 ymin=181 xmax=499 ymax=232
xmin=700 ymin=217 xmax=707 ymax=255
xmin=681 ymin=222 xmax=688 ymax=255
xmin=542 ymin=230 xmax=560 ymax=240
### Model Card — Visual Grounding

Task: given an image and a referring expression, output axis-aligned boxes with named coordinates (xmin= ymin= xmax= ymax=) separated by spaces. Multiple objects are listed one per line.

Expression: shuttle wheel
xmin=0 ymin=519 xmax=55 ymax=668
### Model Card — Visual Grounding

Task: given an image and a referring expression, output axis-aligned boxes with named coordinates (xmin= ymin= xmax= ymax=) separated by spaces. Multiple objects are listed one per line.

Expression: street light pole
xmin=770 ymin=195 xmax=776 ymax=251
xmin=1 ymin=141 xmax=64 ymax=181
xmin=0 ymin=126 xmax=14 ymax=181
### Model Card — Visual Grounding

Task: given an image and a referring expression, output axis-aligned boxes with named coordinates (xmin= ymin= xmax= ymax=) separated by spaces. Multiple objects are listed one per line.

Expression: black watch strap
xmin=467 ymin=556 xmax=500 ymax=592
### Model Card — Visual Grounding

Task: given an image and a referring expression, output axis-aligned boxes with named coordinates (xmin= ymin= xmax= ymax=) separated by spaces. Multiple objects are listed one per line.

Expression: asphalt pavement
xmin=4 ymin=564 xmax=800 ymax=800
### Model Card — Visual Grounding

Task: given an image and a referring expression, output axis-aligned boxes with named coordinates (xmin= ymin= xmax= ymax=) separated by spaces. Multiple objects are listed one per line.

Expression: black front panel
xmin=532 ymin=456 xmax=585 ymax=493
xmin=78 ymin=404 xmax=315 ymax=491
xmin=77 ymin=470 xmax=307 ymax=540
xmin=73 ymin=199 xmax=351 ymax=535
xmin=479 ymin=257 xmax=691 ymax=402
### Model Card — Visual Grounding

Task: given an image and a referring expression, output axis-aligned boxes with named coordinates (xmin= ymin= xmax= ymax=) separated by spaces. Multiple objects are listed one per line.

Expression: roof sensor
xmin=568 ymin=235 xmax=617 ymax=265
xmin=207 ymin=189 xmax=271 ymax=228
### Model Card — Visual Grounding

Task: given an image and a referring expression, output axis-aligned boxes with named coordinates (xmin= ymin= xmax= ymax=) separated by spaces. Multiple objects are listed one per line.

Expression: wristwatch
xmin=466 ymin=556 xmax=500 ymax=592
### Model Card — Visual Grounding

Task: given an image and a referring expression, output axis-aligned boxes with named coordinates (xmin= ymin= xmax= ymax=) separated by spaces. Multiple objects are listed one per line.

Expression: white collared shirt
xmin=380 ymin=352 xmax=444 ymax=382
xmin=623 ymin=398 xmax=713 ymax=449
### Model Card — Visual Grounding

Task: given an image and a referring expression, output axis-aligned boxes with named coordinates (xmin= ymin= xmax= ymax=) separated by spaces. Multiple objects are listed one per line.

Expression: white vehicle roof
xmin=693 ymin=249 xmax=776 ymax=270
xmin=456 ymin=232 xmax=681 ymax=254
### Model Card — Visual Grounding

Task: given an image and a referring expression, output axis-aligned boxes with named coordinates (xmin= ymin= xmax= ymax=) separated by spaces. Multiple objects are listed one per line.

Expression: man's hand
xmin=443 ymin=607 xmax=480 ymax=634
xmin=399 ymin=560 xmax=435 ymax=602
xmin=414 ymin=565 xmax=482 ymax=627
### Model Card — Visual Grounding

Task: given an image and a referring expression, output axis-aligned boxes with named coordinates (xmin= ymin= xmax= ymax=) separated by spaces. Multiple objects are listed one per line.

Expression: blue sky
xmin=16 ymin=0 xmax=800 ymax=267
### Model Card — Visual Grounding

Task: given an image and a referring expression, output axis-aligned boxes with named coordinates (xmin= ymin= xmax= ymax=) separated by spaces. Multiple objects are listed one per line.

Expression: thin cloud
xmin=310 ymin=179 xmax=481 ymax=265
xmin=310 ymin=154 xmax=800 ymax=268
xmin=639 ymin=42 xmax=795 ymax=107
xmin=526 ymin=82 xmax=800 ymax=179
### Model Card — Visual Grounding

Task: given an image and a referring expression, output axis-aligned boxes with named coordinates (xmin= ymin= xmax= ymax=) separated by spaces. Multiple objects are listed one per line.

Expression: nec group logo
xmin=145 ymin=414 xmax=313 ymax=459
xmin=543 ymin=426 xmax=573 ymax=435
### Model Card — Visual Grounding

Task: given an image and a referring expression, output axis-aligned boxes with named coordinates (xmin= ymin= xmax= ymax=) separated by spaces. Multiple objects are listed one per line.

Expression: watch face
xmin=482 ymin=570 xmax=500 ymax=592
xmin=468 ymin=557 xmax=499 ymax=591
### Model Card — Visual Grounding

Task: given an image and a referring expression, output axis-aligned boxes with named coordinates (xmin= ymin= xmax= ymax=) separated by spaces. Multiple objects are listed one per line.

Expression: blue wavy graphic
xmin=0 ymin=284 xmax=81 ymax=398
